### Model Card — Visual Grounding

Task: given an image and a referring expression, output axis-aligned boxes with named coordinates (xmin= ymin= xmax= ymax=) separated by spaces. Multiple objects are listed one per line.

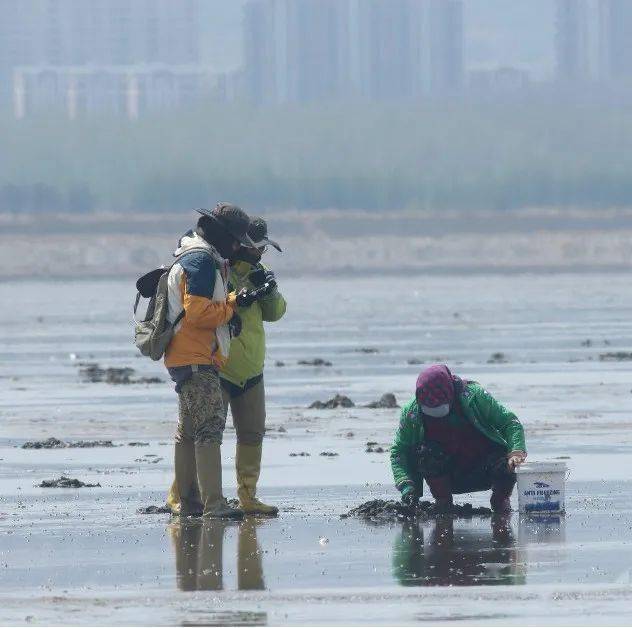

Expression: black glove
xmin=236 ymin=287 xmax=259 ymax=307
xmin=228 ymin=312 xmax=242 ymax=337
xmin=248 ymin=267 xmax=268 ymax=287
xmin=260 ymin=271 xmax=277 ymax=295
xmin=250 ymin=268 xmax=277 ymax=293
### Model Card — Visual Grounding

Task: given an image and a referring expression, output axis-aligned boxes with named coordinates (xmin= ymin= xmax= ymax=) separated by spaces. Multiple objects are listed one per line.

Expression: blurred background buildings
xmin=2 ymin=0 xmax=632 ymax=118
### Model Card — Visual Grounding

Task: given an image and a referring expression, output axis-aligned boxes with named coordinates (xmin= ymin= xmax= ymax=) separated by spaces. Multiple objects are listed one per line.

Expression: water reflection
xmin=169 ymin=518 xmax=265 ymax=592
xmin=392 ymin=516 xmax=525 ymax=587
xmin=518 ymin=514 xmax=565 ymax=545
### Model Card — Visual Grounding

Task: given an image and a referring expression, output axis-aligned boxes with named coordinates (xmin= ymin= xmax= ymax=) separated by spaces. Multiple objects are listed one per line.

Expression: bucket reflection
xmin=516 ymin=513 xmax=566 ymax=583
xmin=518 ymin=513 xmax=565 ymax=545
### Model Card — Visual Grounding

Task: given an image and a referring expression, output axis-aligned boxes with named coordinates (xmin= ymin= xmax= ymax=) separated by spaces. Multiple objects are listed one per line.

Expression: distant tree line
xmin=0 ymin=183 xmax=95 ymax=213
xmin=2 ymin=102 xmax=632 ymax=213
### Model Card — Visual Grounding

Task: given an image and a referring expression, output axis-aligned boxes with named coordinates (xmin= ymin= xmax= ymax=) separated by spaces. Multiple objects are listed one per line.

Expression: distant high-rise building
xmin=427 ymin=0 xmax=464 ymax=93
xmin=286 ymin=0 xmax=351 ymax=102
xmin=555 ymin=0 xmax=590 ymax=81
xmin=242 ymin=0 xmax=463 ymax=105
xmin=0 ymin=0 xmax=200 ymax=106
xmin=243 ymin=0 xmax=276 ymax=103
xmin=361 ymin=0 xmax=417 ymax=100
xmin=352 ymin=0 xmax=463 ymax=100
xmin=599 ymin=0 xmax=632 ymax=79
xmin=243 ymin=0 xmax=350 ymax=104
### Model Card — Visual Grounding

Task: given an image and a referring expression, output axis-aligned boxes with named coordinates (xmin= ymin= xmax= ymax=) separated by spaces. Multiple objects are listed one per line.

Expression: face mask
xmin=232 ymin=247 xmax=262 ymax=264
xmin=421 ymin=403 xmax=450 ymax=418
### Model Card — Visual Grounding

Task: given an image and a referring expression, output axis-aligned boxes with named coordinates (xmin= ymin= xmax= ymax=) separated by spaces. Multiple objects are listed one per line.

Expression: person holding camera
xmin=167 ymin=216 xmax=286 ymax=516
xmin=165 ymin=203 xmax=256 ymax=520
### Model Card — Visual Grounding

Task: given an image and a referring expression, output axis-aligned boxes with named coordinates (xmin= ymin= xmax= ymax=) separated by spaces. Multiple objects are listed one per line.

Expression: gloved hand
xmin=260 ymin=271 xmax=277 ymax=295
xmin=236 ymin=287 xmax=259 ymax=308
xmin=228 ymin=312 xmax=242 ymax=337
xmin=507 ymin=450 xmax=527 ymax=470
xmin=401 ymin=484 xmax=418 ymax=507
xmin=250 ymin=268 xmax=277 ymax=293
xmin=248 ymin=267 xmax=268 ymax=287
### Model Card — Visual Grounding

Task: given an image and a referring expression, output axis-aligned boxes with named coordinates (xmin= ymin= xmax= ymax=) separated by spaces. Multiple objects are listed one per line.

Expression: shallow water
xmin=1 ymin=273 xmax=632 ymax=625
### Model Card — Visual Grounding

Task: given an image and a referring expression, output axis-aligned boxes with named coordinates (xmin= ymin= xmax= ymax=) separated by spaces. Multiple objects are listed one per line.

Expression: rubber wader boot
xmin=426 ymin=475 xmax=454 ymax=514
xmin=167 ymin=479 xmax=201 ymax=516
xmin=195 ymin=442 xmax=244 ymax=520
xmin=174 ymin=439 xmax=203 ymax=516
xmin=166 ymin=479 xmax=180 ymax=514
xmin=236 ymin=443 xmax=278 ymax=516
xmin=490 ymin=476 xmax=516 ymax=514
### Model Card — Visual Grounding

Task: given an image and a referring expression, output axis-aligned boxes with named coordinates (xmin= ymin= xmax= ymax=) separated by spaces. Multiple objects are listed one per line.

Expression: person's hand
xmin=248 ymin=267 xmax=268 ymax=287
xmin=228 ymin=312 xmax=242 ymax=337
xmin=401 ymin=485 xmax=418 ymax=507
xmin=236 ymin=287 xmax=258 ymax=307
xmin=261 ymin=271 xmax=277 ymax=295
xmin=507 ymin=450 xmax=527 ymax=470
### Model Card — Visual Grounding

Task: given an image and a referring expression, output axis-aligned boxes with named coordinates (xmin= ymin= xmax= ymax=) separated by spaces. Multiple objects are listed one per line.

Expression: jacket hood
xmin=173 ymin=230 xmax=223 ymax=262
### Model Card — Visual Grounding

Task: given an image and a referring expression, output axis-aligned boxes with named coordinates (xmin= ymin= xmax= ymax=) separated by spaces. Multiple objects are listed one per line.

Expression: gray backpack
xmin=133 ymin=248 xmax=209 ymax=360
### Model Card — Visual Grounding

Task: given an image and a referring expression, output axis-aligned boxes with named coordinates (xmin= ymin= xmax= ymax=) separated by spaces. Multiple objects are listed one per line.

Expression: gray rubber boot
xmin=195 ymin=442 xmax=244 ymax=520
xmin=174 ymin=439 xmax=202 ymax=516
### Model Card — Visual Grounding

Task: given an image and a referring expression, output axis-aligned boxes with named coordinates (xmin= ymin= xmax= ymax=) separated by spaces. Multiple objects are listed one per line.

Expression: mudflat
xmin=1 ymin=273 xmax=632 ymax=625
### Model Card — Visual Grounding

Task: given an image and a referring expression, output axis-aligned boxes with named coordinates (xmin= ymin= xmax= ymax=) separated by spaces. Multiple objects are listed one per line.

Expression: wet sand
xmin=1 ymin=273 xmax=632 ymax=625
xmin=2 ymin=470 xmax=632 ymax=625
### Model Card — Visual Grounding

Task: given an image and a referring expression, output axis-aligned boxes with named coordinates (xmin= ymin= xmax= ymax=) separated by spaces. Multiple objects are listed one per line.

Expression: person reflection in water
xmin=169 ymin=518 xmax=265 ymax=591
xmin=392 ymin=517 xmax=523 ymax=587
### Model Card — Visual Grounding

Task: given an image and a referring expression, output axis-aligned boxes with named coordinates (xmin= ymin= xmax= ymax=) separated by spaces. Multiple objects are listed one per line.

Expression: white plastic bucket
xmin=516 ymin=461 xmax=567 ymax=514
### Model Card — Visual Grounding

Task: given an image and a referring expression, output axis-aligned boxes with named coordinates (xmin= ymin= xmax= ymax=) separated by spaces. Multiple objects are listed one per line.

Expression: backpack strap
xmin=133 ymin=246 xmax=217 ymax=326
xmin=172 ymin=308 xmax=186 ymax=328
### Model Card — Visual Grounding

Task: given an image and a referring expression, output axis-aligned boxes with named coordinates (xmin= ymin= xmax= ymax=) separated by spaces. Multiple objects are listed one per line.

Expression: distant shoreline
xmin=4 ymin=264 xmax=632 ymax=283
xmin=3 ymin=206 xmax=632 ymax=237
xmin=2 ymin=208 xmax=632 ymax=279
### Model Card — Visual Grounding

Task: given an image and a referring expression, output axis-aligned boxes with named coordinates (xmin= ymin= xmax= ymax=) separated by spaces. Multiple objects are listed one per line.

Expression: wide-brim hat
xmin=196 ymin=202 xmax=256 ymax=248
xmin=248 ymin=216 xmax=282 ymax=252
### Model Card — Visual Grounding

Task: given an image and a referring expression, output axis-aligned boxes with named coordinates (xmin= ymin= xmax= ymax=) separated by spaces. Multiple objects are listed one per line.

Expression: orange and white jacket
xmin=164 ymin=231 xmax=236 ymax=369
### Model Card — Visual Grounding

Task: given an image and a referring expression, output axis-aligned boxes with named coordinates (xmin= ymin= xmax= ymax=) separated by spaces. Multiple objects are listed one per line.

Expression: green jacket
xmin=390 ymin=382 xmax=526 ymax=495
xmin=220 ymin=261 xmax=287 ymax=387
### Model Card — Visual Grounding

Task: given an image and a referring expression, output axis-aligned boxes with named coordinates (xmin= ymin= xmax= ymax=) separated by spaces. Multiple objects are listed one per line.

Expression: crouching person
xmin=390 ymin=364 xmax=527 ymax=514
xmin=166 ymin=203 xmax=255 ymax=519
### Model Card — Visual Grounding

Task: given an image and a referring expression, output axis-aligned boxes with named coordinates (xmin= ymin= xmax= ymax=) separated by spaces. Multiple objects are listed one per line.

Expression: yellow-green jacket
xmin=220 ymin=261 xmax=287 ymax=387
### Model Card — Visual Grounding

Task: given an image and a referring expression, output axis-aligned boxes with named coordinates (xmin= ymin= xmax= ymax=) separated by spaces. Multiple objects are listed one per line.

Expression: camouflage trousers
xmin=176 ymin=369 xmax=226 ymax=445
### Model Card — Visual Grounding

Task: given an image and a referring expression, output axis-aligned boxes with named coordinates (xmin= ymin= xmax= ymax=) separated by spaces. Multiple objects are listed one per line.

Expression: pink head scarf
xmin=415 ymin=364 xmax=464 ymax=414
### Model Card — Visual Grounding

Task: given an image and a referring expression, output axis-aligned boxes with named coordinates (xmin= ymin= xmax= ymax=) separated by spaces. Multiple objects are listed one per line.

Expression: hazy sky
xmin=464 ymin=0 xmax=555 ymax=78
xmin=200 ymin=0 xmax=556 ymax=79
